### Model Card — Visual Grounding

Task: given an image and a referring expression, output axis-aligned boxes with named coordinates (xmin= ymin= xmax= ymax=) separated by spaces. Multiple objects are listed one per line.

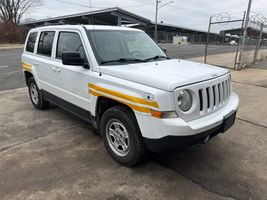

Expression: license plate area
xmin=222 ymin=111 xmax=236 ymax=133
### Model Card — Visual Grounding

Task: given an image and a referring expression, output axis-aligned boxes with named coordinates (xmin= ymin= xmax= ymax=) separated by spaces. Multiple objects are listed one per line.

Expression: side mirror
xmin=162 ymin=48 xmax=167 ymax=53
xmin=62 ymin=52 xmax=89 ymax=69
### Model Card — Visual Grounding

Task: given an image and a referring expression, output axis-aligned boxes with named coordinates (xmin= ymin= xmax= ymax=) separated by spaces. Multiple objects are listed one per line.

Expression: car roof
xmin=29 ymin=25 xmax=142 ymax=32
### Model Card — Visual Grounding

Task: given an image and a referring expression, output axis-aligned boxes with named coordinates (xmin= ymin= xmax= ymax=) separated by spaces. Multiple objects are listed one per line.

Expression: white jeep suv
xmin=21 ymin=25 xmax=239 ymax=166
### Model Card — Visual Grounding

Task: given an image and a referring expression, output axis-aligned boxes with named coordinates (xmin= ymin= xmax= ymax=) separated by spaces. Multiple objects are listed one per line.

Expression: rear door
xmin=22 ymin=31 xmax=38 ymax=76
xmin=34 ymin=31 xmax=57 ymax=93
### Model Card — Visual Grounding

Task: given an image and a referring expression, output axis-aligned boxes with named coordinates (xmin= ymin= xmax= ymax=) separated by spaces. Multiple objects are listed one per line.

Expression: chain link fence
xmin=146 ymin=13 xmax=267 ymax=70
xmin=154 ymin=31 xmax=208 ymax=44
xmin=240 ymin=21 xmax=267 ymax=67
xmin=204 ymin=13 xmax=267 ymax=69
xmin=147 ymin=31 xmax=225 ymax=45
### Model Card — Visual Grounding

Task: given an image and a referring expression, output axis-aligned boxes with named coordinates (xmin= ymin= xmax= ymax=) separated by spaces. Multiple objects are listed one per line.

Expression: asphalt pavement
xmin=0 ymin=44 xmax=237 ymax=92
xmin=161 ymin=44 xmax=238 ymax=59
xmin=0 ymin=67 xmax=267 ymax=200
xmin=0 ymin=48 xmax=24 ymax=91
xmin=0 ymin=45 xmax=267 ymax=200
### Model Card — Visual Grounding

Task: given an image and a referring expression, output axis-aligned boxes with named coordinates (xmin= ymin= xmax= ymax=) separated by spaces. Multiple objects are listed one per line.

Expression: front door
xmin=53 ymin=31 xmax=91 ymax=110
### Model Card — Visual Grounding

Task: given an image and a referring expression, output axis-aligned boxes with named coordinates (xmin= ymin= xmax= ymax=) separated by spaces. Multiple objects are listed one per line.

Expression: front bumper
xmin=144 ymin=110 xmax=236 ymax=153
xmin=135 ymin=92 xmax=239 ymax=153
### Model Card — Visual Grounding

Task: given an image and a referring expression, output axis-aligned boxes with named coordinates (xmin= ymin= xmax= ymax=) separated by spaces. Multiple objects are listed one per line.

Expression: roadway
xmin=160 ymin=44 xmax=238 ymax=59
xmin=0 ymin=45 xmax=238 ymax=91
xmin=0 ymin=48 xmax=24 ymax=91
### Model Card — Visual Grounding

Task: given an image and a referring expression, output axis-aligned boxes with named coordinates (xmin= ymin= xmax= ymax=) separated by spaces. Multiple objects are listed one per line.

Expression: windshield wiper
xmin=144 ymin=55 xmax=169 ymax=62
xmin=101 ymin=58 xmax=145 ymax=65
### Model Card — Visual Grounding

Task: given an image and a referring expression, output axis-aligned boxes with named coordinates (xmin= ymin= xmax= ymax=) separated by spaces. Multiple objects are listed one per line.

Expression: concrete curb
xmin=0 ymin=45 xmax=24 ymax=50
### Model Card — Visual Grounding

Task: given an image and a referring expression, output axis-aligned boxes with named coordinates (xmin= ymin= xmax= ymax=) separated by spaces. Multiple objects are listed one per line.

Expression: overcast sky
xmin=24 ymin=0 xmax=266 ymax=31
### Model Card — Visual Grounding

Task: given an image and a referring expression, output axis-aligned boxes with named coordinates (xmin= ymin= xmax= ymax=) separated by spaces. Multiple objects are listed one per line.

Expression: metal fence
xmin=204 ymin=13 xmax=267 ymax=70
xmin=240 ymin=22 xmax=266 ymax=67
xmin=147 ymin=31 xmax=225 ymax=45
xmin=148 ymin=31 xmax=208 ymax=44
xmin=146 ymin=12 xmax=266 ymax=70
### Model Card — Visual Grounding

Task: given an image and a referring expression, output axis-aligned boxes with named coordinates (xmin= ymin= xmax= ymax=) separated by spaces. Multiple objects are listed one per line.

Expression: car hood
xmin=100 ymin=59 xmax=229 ymax=91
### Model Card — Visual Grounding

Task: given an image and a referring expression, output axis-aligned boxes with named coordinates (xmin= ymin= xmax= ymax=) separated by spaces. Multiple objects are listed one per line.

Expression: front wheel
xmin=101 ymin=106 xmax=147 ymax=166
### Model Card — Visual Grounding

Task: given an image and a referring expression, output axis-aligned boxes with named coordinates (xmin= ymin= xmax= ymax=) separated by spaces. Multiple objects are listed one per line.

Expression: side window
xmin=56 ymin=32 xmax=86 ymax=60
xmin=37 ymin=31 xmax=55 ymax=57
xmin=26 ymin=32 xmax=37 ymax=53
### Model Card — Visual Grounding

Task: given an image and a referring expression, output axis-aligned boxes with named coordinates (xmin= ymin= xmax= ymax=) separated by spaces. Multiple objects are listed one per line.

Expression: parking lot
xmin=0 ymin=46 xmax=267 ymax=200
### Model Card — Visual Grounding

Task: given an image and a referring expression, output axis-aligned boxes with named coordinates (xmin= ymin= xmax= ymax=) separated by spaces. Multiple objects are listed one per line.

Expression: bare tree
xmin=0 ymin=0 xmax=41 ymax=24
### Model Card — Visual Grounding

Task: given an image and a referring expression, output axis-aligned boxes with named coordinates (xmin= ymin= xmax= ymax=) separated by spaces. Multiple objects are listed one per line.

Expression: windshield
xmin=87 ymin=30 xmax=167 ymax=65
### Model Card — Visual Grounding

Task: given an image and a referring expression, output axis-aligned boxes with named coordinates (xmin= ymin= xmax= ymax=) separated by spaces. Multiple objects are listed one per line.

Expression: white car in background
xmin=21 ymin=25 xmax=239 ymax=166
xmin=230 ymin=40 xmax=238 ymax=45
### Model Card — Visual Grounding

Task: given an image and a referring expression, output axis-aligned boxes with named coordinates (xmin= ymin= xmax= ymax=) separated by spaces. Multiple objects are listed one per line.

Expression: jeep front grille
xmin=174 ymin=73 xmax=231 ymax=122
xmin=198 ymin=78 xmax=231 ymax=113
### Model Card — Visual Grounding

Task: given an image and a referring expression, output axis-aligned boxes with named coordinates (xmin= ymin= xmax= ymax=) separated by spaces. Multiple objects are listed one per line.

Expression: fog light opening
xmin=203 ymin=135 xmax=210 ymax=144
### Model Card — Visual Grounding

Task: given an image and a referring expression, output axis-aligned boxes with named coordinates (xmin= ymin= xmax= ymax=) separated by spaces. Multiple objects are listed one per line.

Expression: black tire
xmin=28 ymin=77 xmax=49 ymax=110
xmin=101 ymin=106 xmax=147 ymax=166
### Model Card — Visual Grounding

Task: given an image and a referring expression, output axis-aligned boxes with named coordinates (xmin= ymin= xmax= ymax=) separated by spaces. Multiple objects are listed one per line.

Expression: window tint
xmin=37 ymin=31 xmax=55 ymax=56
xmin=26 ymin=32 xmax=37 ymax=53
xmin=56 ymin=32 xmax=86 ymax=60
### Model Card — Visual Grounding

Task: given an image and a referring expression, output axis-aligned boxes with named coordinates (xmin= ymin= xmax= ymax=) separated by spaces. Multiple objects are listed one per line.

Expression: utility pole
xmin=154 ymin=0 xmax=174 ymax=42
xmin=234 ymin=11 xmax=246 ymax=70
xmin=204 ymin=17 xmax=212 ymax=63
xmin=154 ymin=0 xmax=160 ymax=42
xmin=238 ymin=0 xmax=253 ymax=69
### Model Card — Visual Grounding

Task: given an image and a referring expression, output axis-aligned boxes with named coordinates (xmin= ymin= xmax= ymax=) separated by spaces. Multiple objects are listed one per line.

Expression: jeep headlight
xmin=177 ymin=89 xmax=192 ymax=112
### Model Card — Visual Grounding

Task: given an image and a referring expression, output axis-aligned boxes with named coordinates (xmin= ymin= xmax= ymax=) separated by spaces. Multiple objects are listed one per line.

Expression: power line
xmin=170 ymin=5 xmax=210 ymax=17
xmin=54 ymin=0 xmax=154 ymax=9
xmin=55 ymin=0 xmax=90 ymax=8
xmin=88 ymin=0 xmax=92 ymax=10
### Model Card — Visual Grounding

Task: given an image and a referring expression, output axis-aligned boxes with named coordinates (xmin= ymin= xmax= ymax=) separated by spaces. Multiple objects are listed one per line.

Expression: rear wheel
xmin=28 ymin=77 xmax=49 ymax=110
xmin=101 ymin=106 xmax=147 ymax=166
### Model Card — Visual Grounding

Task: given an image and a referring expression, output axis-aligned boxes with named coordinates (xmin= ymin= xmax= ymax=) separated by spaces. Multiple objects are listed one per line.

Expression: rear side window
xmin=37 ymin=31 xmax=55 ymax=57
xmin=56 ymin=32 xmax=86 ymax=59
xmin=26 ymin=32 xmax=37 ymax=53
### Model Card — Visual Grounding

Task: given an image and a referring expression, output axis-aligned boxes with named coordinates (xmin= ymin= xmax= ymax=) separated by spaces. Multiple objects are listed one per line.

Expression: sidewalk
xmin=249 ymin=59 xmax=267 ymax=70
xmin=188 ymin=49 xmax=267 ymax=69
xmin=232 ymin=59 xmax=267 ymax=87
xmin=231 ymin=61 xmax=267 ymax=127
xmin=0 ymin=44 xmax=24 ymax=50
xmin=188 ymin=52 xmax=237 ymax=69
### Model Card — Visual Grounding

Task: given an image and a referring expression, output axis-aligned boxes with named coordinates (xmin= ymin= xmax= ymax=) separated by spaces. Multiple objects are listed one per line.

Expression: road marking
xmin=0 ymin=66 xmax=8 ymax=69
xmin=6 ymin=70 xmax=22 ymax=75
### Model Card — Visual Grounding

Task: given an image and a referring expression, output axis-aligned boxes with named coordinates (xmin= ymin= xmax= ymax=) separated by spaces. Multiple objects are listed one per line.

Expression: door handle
xmin=33 ymin=61 xmax=39 ymax=66
xmin=52 ymin=66 xmax=61 ymax=73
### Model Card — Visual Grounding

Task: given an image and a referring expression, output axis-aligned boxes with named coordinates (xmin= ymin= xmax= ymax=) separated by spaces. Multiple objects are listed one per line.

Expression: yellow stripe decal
xmin=88 ymin=83 xmax=159 ymax=108
xmin=22 ymin=62 xmax=32 ymax=69
xmin=23 ymin=66 xmax=32 ymax=72
xmin=89 ymin=89 xmax=151 ymax=113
